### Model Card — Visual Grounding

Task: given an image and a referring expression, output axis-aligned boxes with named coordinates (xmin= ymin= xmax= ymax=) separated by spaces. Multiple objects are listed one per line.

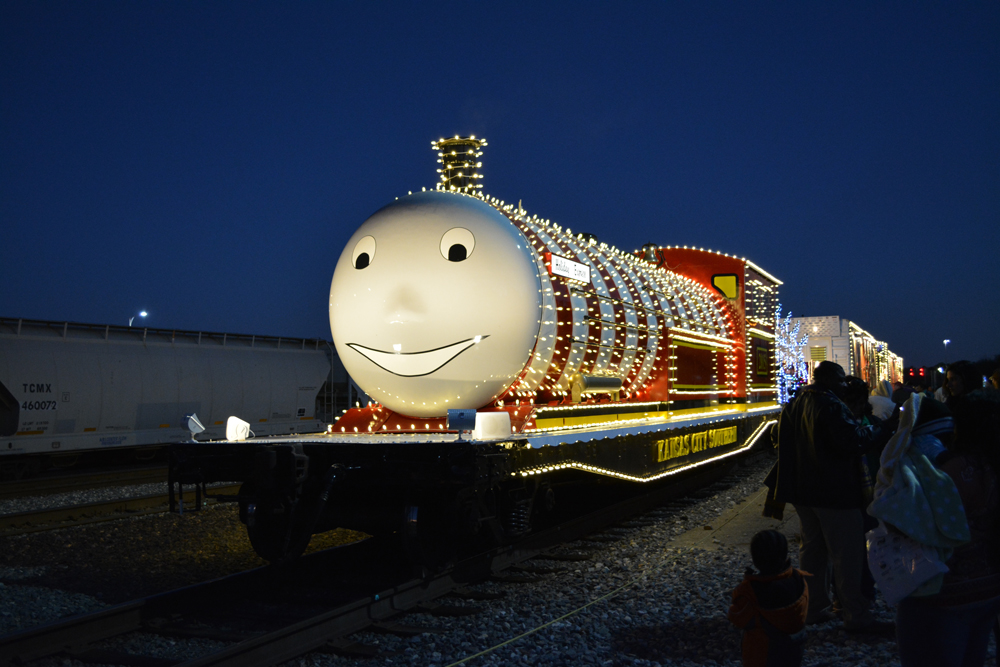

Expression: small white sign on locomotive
xmin=547 ymin=252 xmax=591 ymax=283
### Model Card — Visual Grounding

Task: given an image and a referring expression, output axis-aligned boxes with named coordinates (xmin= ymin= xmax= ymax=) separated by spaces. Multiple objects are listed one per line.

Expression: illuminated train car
xmin=169 ymin=138 xmax=782 ymax=563
xmin=790 ymin=316 xmax=904 ymax=386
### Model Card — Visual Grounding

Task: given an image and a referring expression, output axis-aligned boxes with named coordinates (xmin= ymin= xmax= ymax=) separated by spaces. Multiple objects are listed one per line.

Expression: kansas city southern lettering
xmin=654 ymin=426 xmax=738 ymax=463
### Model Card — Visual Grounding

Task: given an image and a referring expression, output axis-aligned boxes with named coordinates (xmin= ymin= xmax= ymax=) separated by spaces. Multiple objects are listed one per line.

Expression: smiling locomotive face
xmin=329 ymin=191 xmax=542 ymax=418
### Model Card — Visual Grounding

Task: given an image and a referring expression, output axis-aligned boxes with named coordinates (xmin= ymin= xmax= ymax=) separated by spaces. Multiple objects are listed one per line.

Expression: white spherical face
xmin=329 ymin=191 xmax=542 ymax=418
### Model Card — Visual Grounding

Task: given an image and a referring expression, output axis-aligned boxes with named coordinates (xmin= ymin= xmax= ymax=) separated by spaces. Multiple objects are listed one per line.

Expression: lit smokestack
xmin=432 ymin=136 xmax=486 ymax=193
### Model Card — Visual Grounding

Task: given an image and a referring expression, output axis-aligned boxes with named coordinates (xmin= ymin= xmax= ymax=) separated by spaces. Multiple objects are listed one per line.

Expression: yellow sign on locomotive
xmin=654 ymin=425 xmax=738 ymax=463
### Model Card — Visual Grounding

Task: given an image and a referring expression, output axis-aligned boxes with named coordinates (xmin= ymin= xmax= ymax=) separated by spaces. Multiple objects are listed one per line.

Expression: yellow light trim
xmin=668 ymin=405 xmax=743 ymax=417
xmin=747 ymin=328 xmax=776 ymax=339
xmin=668 ymin=328 xmax=734 ymax=347
xmin=674 ymin=340 xmax=717 ymax=351
xmin=530 ymin=407 xmax=748 ymax=434
xmin=532 ymin=413 xmax=668 ymax=433
xmin=669 ymin=389 xmax=726 ymax=395
xmin=745 ymin=260 xmax=783 ymax=285
xmin=518 ymin=419 xmax=777 ymax=481
xmin=535 ymin=401 xmax=663 ymax=415
xmin=745 ymin=402 xmax=780 ymax=412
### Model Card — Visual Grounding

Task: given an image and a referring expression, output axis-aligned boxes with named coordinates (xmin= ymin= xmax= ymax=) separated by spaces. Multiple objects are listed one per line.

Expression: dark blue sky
xmin=3 ymin=3 xmax=997 ymax=368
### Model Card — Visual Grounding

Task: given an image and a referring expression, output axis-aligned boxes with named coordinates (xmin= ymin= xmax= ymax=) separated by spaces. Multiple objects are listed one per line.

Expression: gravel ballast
xmin=0 ymin=480 xmax=234 ymax=516
xmin=2 ymin=457 xmax=996 ymax=666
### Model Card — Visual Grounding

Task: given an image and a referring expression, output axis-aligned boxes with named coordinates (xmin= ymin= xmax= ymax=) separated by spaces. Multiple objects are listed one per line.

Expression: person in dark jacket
xmin=945 ymin=360 xmax=983 ymax=403
xmin=772 ymin=361 xmax=895 ymax=632
xmin=729 ymin=530 xmax=809 ymax=667
xmin=842 ymin=376 xmax=881 ymax=603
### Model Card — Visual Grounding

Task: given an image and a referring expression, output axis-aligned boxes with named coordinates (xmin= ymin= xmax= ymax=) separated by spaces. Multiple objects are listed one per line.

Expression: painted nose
xmin=385 ymin=284 xmax=426 ymax=324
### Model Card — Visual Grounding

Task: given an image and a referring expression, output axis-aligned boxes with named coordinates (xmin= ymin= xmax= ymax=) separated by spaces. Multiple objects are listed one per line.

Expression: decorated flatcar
xmin=169 ymin=137 xmax=782 ymax=564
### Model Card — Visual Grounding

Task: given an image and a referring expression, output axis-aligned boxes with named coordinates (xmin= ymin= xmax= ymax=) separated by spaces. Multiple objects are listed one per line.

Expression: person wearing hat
xmin=729 ymin=529 xmax=809 ymax=666
xmin=772 ymin=360 xmax=896 ymax=633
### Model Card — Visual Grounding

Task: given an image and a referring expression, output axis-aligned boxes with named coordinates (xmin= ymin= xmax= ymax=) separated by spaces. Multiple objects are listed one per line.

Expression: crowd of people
xmin=728 ymin=359 xmax=1000 ymax=667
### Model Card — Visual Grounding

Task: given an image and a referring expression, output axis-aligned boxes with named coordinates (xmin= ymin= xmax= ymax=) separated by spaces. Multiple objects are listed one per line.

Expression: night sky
xmin=3 ymin=3 xmax=998 ymax=369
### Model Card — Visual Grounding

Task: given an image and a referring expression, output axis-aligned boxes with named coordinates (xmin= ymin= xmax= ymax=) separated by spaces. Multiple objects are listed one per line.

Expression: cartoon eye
xmin=352 ymin=236 xmax=376 ymax=269
xmin=440 ymin=227 xmax=475 ymax=262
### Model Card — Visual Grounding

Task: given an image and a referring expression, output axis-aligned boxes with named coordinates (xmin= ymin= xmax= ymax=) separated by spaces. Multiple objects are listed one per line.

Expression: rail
xmin=0 ymin=466 xmax=169 ymax=499
xmin=0 ymin=484 xmax=241 ymax=536
xmin=0 ymin=457 xmax=743 ymax=666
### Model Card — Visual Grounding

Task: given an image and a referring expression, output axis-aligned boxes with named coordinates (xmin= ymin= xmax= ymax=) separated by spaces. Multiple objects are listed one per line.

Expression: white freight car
xmin=0 ymin=318 xmax=344 ymax=475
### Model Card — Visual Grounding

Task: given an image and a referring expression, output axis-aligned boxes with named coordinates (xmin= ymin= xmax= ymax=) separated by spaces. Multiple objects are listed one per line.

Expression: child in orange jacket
xmin=728 ymin=530 xmax=810 ymax=667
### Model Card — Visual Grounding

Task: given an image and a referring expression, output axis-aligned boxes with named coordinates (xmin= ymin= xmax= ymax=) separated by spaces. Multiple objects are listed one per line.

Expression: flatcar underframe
xmin=168 ymin=408 xmax=778 ymax=565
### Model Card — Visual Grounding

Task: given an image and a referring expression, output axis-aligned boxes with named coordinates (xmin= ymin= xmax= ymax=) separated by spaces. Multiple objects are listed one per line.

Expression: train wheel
xmin=239 ymin=483 xmax=311 ymax=563
xmin=401 ymin=502 xmax=458 ymax=571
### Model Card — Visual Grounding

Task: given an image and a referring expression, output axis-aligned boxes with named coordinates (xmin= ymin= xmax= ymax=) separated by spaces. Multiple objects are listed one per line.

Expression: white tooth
xmin=347 ymin=336 xmax=488 ymax=377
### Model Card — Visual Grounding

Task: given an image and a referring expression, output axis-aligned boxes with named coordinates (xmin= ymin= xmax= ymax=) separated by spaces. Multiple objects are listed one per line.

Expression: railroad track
xmin=0 ymin=455 xmax=764 ymax=667
xmin=0 ymin=465 xmax=169 ymax=499
xmin=0 ymin=484 xmax=242 ymax=536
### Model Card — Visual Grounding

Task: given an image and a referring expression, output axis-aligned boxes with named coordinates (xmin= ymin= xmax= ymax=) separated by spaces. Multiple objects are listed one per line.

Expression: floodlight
xmin=184 ymin=413 xmax=206 ymax=441
xmin=226 ymin=416 xmax=251 ymax=441
xmin=473 ymin=412 xmax=512 ymax=440
xmin=447 ymin=409 xmax=476 ymax=440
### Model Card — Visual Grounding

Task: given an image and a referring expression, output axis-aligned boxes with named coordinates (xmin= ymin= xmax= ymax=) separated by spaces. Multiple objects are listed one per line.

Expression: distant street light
xmin=943 ymin=339 xmax=951 ymax=363
xmin=129 ymin=311 xmax=148 ymax=327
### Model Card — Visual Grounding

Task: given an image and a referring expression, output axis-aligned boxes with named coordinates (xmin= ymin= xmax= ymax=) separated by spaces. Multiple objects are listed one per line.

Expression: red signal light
xmin=919 ymin=368 xmax=925 ymax=376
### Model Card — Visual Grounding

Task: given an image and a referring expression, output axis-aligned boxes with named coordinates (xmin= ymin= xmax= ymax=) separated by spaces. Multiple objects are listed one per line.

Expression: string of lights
xmin=363 ymin=137 xmax=785 ymax=429
xmin=774 ymin=304 xmax=809 ymax=404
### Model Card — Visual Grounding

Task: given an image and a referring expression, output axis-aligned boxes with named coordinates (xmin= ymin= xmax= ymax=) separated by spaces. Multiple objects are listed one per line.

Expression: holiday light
xmin=330 ymin=139 xmax=786 ymax=432
xmin=432 ymin=136 xmax=487 ymax=193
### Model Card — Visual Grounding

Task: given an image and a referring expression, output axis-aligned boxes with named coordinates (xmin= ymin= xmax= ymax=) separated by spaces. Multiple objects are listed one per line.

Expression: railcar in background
xmin=0 ymin=318 xmax=348 ymax=479
xmin=790 ymin=315 xmax=904 ymax=386
xmin=169 ymin=137 xmax=783 ymax=565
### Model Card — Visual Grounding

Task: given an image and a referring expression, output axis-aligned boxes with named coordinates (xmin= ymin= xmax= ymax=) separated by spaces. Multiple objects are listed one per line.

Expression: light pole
xmin=129 ymin=311 xmax=148 ymax=327
xmin=943 ymin=339 xmax=950 ymax=363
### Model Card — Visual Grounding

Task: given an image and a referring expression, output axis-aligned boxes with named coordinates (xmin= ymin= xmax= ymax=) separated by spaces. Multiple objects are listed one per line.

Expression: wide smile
xmin=347 ymin=336 xmax=489 ymax=377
